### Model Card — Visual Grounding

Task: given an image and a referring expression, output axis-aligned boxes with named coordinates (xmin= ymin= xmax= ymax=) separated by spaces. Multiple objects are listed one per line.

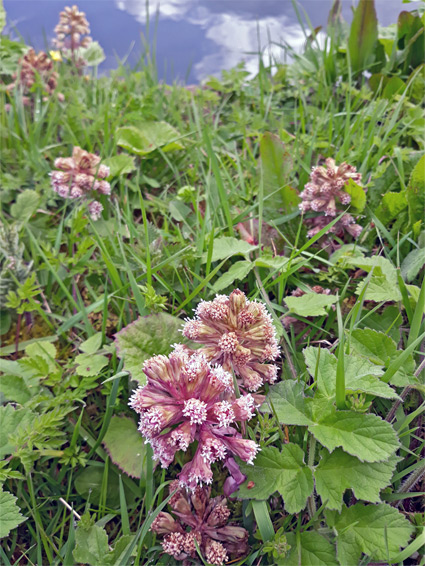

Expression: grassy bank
xmin=1 ymin=1 xmax=424 ymax=564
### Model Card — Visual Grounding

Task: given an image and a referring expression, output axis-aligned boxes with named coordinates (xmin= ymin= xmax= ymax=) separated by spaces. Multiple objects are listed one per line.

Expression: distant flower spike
xmin=300 ymin=158 xmax=364 ymax=241
xmin=53 ymin=5 xmax=92 ymax=51
xmin=150 ymin=482 xmax=249 ymax=565
xmin=128 ymin=349 xmax=259 ymax=488
xmin=7 ymin=49 xmax=63 ymax=106
xmin=51 ymin=146 xmax=110 ymax=220
xmin=182 ymin=289 xmax=280 ymax=392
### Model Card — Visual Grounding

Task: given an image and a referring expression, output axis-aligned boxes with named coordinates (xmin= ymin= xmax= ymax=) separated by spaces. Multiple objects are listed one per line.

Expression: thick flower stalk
xmin=128 ymin=348 xmax=259 ymax=488
xmin=53 ymin=5 xmax=92 ymax=52
xmin=182 ymin=289 xmax=280 ymax=392
xmin=50 ymin=146 xmax=110 ymax=220
xmin=299 ymin=158 xmax=364 ymax=240
xmin=7 ymin=49 xmax=61 ymax=104
xmin=151 ymin=482 xmax=249 ymax=565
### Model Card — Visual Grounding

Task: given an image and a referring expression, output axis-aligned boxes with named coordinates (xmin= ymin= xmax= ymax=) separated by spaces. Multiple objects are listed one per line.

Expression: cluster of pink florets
xmin=150 ymin=481 xmax=249 ymax=565
xmin=300 ymin=158 xmax=364 ymax=240
xmin=128 ymin=346 xmax=260 ymax=489
xmin=50 ymin=146 xmax=110 ymax=220
xmin=181 ymin=289 xmax=280 ymax=392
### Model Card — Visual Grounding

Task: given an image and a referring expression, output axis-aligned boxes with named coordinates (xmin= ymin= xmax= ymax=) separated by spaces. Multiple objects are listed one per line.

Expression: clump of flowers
xmin=7 ymin=49 xmax=62 ymax=105
xmin=151 ymin=482 xmax=249 ymax=565
xmin=53 ymin=5 xmax=92 ymax=66
xmin=299 ymin=158 xmax=364 ymax=240
xmin=50 ymin=146 xmax=110 ymax=220
xmin=128 ymin=348 xmax=259 ymax=489
xmin=182 ymin=289 xmax=280 ymax=392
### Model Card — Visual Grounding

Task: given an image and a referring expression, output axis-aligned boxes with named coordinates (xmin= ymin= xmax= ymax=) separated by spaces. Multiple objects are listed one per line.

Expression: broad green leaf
xmin=115 ymin=313 xmax=186 ymax=384
xmin=201 ymin=236 xmax=257 ymax=263
xmin=311 ymin=410 xmax=399 ymax=462
xmin=79 ymin=332 xmax=103 ymax=354
xmin=75 ymin=353 xmax=109 ymax=377
xmin=10 ymin=189 xmax=40 ymax=222
xmin=350 ymin=328 xmax=396 ymax=365
xmin=0 ymin=375 xmax=32 ymax=404
xmin=104 ymin=154 xmax=135 ymax=177
xmin=350 ymin=329 xmax=416 ymax=388
xmin=25 ymin=341 xmax=57 ymax=374
xmin=74 ymin=466 xmax=136 ymax=507
xmin=329 ymin=503 xmax=414 ymax=564
xmin=73 ymin=524 xmax=109 ymax=565
xmin=397 ymin=11 xmax=425 ymax=73
xmin=406 ymin=154 xmax=425 ymax=229
xmin=116 ymin=122 xmax=184 ymax=155
xmin=375 ymin=191 xmax=408 ymax=224
xmin=383 ymin=76 xmax=407 ymax=99
xmin=278 ymin=531 xmax=338 ymax=566
xmin=0 ymin=405 xmax=33 ymax=458
xmin=315 ymin=448 xmax=399 ymax=510
xmin=254 ymin=255 xmax=291 ymax=270
xmin=284 ymin=293 xmax=338 ymax=317
xmin=348 ymin=0 xmax=378 ymax=74
xmin=355 ymin=274 xmax=402 ymax=302
xmin=347 ymin=256 xmax=402 ymax=302
xmin=79 ymin=41 xmax=105 ymax=66
xmin=358 ymin=305 xmax=401 ymax=343
xmin=303 ymin=347 xmax=398 ymax=400
xmin=259 ymin=132 xmax=299 ymax=212
xmin=212 ymin=260 xmax=253 ymax=292
xmin=262 ymin=381 xmax=314 ymax=426
xmin=102 ymin=416 xmax=146 ymax=479
xmin=401 ymin=247 xmax=425 ymax=282
xmin=345 ymin=179 xmax=366 ymax=212
xmin=237 ymin=444 xmax=313 ymax=513
xmin=0 ymin=488 xmax=27 ymax=538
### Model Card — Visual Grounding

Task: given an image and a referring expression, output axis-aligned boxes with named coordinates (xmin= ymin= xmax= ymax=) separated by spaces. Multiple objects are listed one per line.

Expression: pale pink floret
xmin=128 ymin=349 xmax=259 ymax=488
xmin=88 ymin=200 xmax=103 ymax=220
xmin=181 ymin=289 xmax=280 ymax=392
xmin=206 ymin=540 xmax=228 ymax=566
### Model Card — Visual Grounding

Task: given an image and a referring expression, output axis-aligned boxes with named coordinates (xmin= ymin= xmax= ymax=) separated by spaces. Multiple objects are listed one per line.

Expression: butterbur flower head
xmin=299 ymin=158 xmax=362 ymax=217
xmin=300 ymin=158 xmax=364 ymax=243
xmin=151 ymin=483 xmax=249 ymax=565
xmin=128 ymin=349 xmax=259 ymax=488
xmin=182 ymin=289 xmax=280 ymax=392
xmin=53 ymin=5 xmax=92 ymax=51
xmin=8 ymin=49 xmax=58 ymax=100
xmin=51 ymin=146 xmax=111 ymax=220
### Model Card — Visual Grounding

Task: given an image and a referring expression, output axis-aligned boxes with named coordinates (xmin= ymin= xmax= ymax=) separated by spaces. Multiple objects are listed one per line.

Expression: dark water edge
xmin=4 ymin=0 xmax=416 ymax=83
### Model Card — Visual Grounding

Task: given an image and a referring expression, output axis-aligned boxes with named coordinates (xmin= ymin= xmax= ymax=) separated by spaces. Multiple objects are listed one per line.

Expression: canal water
xmin=3 ymin=0 xmax=415 ymax=82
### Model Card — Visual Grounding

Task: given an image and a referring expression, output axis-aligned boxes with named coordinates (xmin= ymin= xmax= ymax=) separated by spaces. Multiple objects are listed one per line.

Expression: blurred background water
xmin=3 ymin=0 xmax=415 ymax=82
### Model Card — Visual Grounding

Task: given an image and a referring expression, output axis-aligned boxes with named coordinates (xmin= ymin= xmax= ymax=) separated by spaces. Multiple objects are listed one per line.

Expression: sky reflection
xmin=4 ymin=0 xmax=415 ymax=82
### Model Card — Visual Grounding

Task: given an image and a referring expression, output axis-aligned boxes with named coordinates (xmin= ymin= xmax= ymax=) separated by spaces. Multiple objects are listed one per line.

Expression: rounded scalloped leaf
xmin=102 ymin=416 xmax=146 ymax=479
xmin=115 ymin=313 xmax=188 ymax=385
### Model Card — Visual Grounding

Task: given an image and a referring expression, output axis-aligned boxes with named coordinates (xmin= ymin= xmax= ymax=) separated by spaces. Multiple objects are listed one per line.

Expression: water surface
xmin=4 ymin=0 xmax=413 ymax=82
